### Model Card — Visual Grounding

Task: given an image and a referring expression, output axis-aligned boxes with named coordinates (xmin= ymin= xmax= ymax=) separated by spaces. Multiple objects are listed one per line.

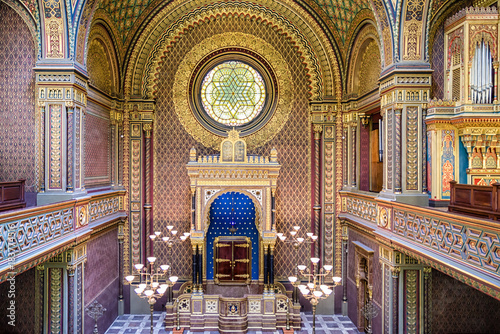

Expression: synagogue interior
xmin=1 ymin=0 xmax=500 ymax=333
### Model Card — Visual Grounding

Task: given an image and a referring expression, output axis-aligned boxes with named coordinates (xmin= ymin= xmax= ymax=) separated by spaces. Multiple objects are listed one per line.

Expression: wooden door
xmin=214 ymin=237 xmax=251 ymax=284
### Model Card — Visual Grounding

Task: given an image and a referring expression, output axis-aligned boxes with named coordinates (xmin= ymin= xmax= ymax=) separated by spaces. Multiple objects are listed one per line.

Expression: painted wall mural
xmin=441 ymin=130 xmax=455 ymax=199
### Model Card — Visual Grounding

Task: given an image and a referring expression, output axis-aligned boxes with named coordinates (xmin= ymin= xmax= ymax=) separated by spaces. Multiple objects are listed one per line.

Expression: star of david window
xmin=190 ymin=51 xmax=277 ymax=137
xmin=201 ymin=61 xmax=266 ymax=127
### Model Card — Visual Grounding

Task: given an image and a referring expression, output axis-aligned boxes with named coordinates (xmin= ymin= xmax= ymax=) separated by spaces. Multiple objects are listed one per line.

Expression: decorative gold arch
xmin=172 ymin=32 xmax=293 ymax=150
xmin=347 ymin=23 xmax=381 ymax=96
xmin=86 ymin=23 xmax=121 ymax=97
xmin=122 ymin=0 xmax=341 ymax=100
xmin=202 ymin=189 xmax=264 ymax=236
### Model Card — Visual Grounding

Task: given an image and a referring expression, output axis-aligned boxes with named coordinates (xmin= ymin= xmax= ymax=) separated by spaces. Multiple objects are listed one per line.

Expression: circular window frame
xmin=189 ymin=50 xmax=278 ymax=137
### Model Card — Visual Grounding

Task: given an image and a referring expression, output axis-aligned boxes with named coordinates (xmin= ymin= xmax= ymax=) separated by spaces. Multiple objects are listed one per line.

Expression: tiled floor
xmin=105 ymin=312 xmax=359 ymax=334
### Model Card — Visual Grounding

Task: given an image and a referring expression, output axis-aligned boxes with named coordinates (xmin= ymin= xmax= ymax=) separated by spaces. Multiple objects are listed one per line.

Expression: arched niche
xmin=205 ymin=191 xmax=261 ymax=284
xmin=347 ymin=23 xmax=381 ymax=98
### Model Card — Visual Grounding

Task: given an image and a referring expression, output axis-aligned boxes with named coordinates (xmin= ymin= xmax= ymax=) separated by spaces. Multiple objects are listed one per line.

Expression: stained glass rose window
xmin=200 ymin=61 xmax=266 ymax=126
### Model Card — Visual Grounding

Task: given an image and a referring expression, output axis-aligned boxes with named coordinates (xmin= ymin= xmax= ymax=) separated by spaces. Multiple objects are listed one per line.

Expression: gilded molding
xmin=49 ymin=267 xmax=62 ymax=333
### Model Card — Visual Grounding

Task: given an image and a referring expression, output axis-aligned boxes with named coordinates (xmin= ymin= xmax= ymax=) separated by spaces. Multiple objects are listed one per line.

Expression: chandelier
xmin=288 ymin=258 xmax=342 ymax=334
xmin=277 ymin=225 xmax=317 ymax=303
xmin=125 ymin=227 xmax=189 ymax=333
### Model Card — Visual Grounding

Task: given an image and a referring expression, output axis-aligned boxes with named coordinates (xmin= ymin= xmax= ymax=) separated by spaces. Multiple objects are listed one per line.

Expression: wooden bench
xmin=448 ymin=180 xmax=500 ymax=221
xmin=0 ymin=179 xmax=26 ymax=212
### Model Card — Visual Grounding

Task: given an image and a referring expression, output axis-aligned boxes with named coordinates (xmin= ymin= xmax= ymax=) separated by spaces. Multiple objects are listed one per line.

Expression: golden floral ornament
xmin=77 ymin=205 xmax=88 ymax=228
xmin=377 ymin=206 xmax=390 ymax=229
xmin=173 ymin=32 xmax=293 ymax=150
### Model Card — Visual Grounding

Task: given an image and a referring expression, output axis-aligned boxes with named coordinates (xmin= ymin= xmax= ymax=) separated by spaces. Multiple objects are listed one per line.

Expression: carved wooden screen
xmin=214 ymin=237 xmax=251 ymax=284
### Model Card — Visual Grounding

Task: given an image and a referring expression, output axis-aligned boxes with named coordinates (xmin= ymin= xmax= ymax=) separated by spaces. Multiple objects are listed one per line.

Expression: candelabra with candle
xmin=289 ymin=257 xmax=342 ymax=334
xmin=277 ymin=225 xmax=317 ymax=303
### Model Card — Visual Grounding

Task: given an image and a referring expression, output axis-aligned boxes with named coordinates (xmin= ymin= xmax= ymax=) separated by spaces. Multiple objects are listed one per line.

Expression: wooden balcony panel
xmin=0 ymin=180 xmax=26 ymax=212
xmin=449 ymin=181 xmax=500 ymax=220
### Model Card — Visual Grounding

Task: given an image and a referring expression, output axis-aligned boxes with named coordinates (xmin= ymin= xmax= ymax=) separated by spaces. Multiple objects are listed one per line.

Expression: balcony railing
xmin=340 ymin=190 xmax=500 ymax=300
xmin=0 ymin=190 xmax=126 ymax=283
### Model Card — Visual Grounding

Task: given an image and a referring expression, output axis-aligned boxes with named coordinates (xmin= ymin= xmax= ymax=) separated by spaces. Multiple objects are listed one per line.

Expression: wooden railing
xmin=449 ymin=180 xmax=500 ymax=221
xmin=0 ymin=180 xmax=26 ymax=212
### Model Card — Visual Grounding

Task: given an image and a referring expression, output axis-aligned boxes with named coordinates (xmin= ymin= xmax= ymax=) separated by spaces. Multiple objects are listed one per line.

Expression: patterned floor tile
xmin=104 ymin=312 xmax=359 ymax=334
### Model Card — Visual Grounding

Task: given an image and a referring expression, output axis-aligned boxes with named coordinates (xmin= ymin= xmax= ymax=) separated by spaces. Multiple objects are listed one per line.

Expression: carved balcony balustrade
xmin=339 ymin=190 xmax=500 ymax=301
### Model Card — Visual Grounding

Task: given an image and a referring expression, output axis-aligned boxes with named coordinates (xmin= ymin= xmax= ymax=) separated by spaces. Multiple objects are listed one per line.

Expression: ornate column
xmin=126 ymin=100 xmax=155 ymax=266
xmin=110 ymin=105 xmax=123 ymax=189
xmin=421 ymin=106 xmax=428 ymax=194
xmin=36 ymin=70 xmax=88 ymax=205
xmin=378 ymin=71 xmax=431 ymax=206
xmin=394 ymin=107 xmax=402 ymax=193
xmin=351 ymin=121 xmax=357 ymax=188
xmin=118 ymin=220 xmax=125 ymax=315
xmin=341 ymin=223 xmax=348 ymax=316
xmin=122 ymin=105 xmax=131 ymax=274
xmin=313 ymin=125 xmax=323 ymax=259
xmin=309 ymin=101 xmax=337 ymax=272
xmin=192 ymin=244 xmax=198 ymax=290
xmin=67 ymin=265 xmax=75 ymax=334
xmin=494 ymin=61 xmax=499 ymax=103
xmin=143 ymin=123 xmax=153 ymax=257
xmin=423 ymin=267 xmax=432 ymax=333
xmin=66 ymin=244 xmax=87 ymax=333
xmin=197 ymin=245 xmax=203 ymax=292
xmin=343 ymin=123 xmax=349 ymax=188
xmin=189 ymin=149 xmax=197 ymax=231
xmin=263 ymin=245 xmax=269 ymax=292
xmin=391 ymin=266 xmax=400 ymax=334
xmin=269 ymin=243 xmax=275 ymax=287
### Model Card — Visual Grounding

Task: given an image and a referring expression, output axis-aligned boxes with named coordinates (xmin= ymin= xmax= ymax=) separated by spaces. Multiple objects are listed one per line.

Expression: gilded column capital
xmin=359 ymin=114 xmax=370 ymax=127
xmin=110 ymin=110 xmax=123 ymax=126
xmin=117 ymin=219 xmax=125 ymax=241
xmin=423 ymin=266 xmax=432 ymax=279
xmin=391 ymin=266 xmax=400 ymax=278
xmin=313 ymin=124 xmax=323 ymax=139
xmin=143 ymin=123 xmax=153 ymax=138
xmin=342 ymin=225 xmax=348 ymax=241
xmin=66 ymin=264 xmax=76 ymax=276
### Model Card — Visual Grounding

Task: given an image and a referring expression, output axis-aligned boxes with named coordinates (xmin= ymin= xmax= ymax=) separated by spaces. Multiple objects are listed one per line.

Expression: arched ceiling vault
xmin=121 ymin=0 xmax=342 ymax=100
xmin=78 ymin=0 xmax=398 ymax=97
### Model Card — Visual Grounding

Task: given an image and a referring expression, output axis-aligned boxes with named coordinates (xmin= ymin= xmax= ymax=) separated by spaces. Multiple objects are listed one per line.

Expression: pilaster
xmin=310 ymin=100 xmax=338 ymax=271
xmin=66 ymin=244 xmax=87 ymax=333
xmin=125 ymin=100 xmax=155 ymax=267
xmin=36 ymin=69 xmax=88 ymax=205
xmin=378 ymin=70 xmax=431 ymax=206
xmin=42 ymin=252 xmax=70 ymax=333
